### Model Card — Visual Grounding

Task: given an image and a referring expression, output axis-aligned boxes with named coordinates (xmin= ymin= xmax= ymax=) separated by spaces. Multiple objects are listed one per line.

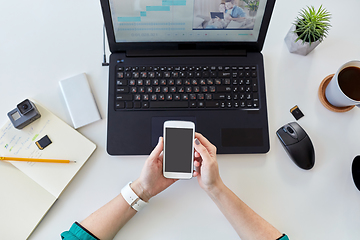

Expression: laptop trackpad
xmin=222 ymin=128 xmax=263 ymax=147
xmin=151 ymin=116 xmax=197 ymax=147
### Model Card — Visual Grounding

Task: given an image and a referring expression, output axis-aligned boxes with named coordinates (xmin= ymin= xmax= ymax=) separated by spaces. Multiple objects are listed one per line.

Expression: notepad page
xmin=0 ymin=102 xmax=96 ymax=198
xmin=0 ymin=161 xmax=56 ymax=239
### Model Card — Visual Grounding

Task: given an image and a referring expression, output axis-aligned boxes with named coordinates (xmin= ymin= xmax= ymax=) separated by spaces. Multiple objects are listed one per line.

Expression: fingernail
xmin=158 ymin=136 xmax=162 ymax=143
xmin=194 ymin=138 xmax=200 ymax=145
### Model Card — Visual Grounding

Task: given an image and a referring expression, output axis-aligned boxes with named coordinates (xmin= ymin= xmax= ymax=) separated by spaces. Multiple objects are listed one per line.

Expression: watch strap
xmin=121 ymin=182 xmax=148 ymax=211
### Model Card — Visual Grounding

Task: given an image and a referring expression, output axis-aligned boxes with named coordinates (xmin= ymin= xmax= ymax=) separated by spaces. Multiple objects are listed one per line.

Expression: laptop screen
xmin=108 ymin=0 xmax=270 ymax=43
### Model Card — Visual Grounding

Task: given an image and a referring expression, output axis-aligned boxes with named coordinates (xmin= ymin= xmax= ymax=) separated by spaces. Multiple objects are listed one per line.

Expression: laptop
xmin=100 ymin=0 xmax=276 ymax=155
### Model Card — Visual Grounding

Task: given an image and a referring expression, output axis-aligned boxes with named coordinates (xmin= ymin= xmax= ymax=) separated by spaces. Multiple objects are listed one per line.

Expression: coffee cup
xmin=325 ymin=60 xmax=360 ymax=108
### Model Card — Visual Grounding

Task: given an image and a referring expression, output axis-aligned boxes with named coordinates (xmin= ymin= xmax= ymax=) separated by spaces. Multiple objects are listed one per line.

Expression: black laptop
xmin=100 ymin=0 xmax=275 ymax=155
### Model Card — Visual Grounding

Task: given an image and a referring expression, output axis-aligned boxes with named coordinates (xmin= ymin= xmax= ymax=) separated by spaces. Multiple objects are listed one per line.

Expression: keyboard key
xmin=117 ymin=87 xmax=129 ymax=93
xmin=126 ymin=102 xmax=133 ymax=109
xmin=134 ymin=102 xmax=141 ymax=108
xmin=247 ymin=101 xmax=253 ymax=108
xmin=170 ymin=87 xmax=177 ymax=93
xmin=189 ymin=94 xmax=196 ymax=100
xmin=116 ymin=102 xmax=125 ymax=109
xmin=158 ymin=94 xmax=165 ymax=100
xmin=162 ymin=87 xmax=169 ymax=93
xmin=150 ymin=102 xmax=188 ymax=108
xmin=182 ymin=94 xmax=188 ymax=100
xmin=116 ymin=94 xmax=132 ymax=101
xmin=117 ymin=80 xmax=127 ymax=86
xmin=216 ymin=86 xmax=232 ymax=93
xmin=218 ymin=72 xmax=231 ymax=77
xmin=201 ymin=86 xmax=208 ymax=93
xmin=142 ymin=102 xmax=149 ymax=108
xmin=166 ymin=94 xmax=173 ymax=101
xmin=213 ymin=94 xmax=226 ymax=100
xmin=205 ymin=101 xmax=219 ymax=108
xmin=117 ymin=72 xmax=124 ymax=79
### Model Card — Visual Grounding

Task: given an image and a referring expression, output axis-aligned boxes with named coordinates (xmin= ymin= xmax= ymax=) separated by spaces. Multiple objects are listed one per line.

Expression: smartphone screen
xmin=164 ymin=127 xmax=193 ymax=173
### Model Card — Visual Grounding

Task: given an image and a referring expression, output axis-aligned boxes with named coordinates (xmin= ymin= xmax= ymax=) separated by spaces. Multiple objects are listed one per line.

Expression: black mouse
xmin=352 ymin=156 xmax=360 ymax=191
xmin=276 ymin=122 xmax=315 ymax=170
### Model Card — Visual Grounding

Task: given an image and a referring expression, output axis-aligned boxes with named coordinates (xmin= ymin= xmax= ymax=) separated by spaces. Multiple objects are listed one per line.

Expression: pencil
xmin=0 ymin=157 xmax=76 ymax=163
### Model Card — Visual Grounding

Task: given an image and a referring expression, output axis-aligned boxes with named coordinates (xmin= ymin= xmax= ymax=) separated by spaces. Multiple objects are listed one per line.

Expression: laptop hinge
xmin=126 ymin=49 xmax=247 ymax=57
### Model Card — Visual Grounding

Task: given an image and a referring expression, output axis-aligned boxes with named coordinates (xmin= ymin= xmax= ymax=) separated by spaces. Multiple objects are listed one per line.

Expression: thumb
xmin=194 ymin=138 xmax=211 ymax=163
xmin=149 ymin=137 xmax=163 ymax=159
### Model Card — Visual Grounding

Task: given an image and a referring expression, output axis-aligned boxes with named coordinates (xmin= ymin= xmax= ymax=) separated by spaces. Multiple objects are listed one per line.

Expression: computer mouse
xmin=276 ymin=122 xmax=315 ymax=170
xmin=352 ymin=156 xmax=360 ymax=191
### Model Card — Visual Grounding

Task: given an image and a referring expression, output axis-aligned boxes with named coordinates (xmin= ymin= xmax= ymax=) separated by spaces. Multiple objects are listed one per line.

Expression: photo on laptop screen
xmin=108 ymin=0 xmax=267 ymax=43
xmin=193 ymin=0 xmax=261 ymax=30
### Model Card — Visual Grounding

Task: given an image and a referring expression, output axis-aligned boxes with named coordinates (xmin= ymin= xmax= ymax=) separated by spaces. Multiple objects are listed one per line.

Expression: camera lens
xmin=17 ymin=99 xmax=34 ymax=115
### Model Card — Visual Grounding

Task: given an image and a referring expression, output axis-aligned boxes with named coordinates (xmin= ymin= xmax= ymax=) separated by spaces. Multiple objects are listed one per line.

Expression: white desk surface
xmin=1 ymin=0 xmax=360 ymax=239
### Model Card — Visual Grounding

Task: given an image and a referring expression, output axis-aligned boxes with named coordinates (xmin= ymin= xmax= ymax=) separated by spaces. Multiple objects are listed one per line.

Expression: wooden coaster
xmin=318 ymin=74 xmax=355 ymax=112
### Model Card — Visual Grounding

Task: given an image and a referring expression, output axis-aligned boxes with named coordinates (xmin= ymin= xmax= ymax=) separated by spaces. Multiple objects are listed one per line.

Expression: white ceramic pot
xmin=284 ymin=25 xmax=321 ymax=56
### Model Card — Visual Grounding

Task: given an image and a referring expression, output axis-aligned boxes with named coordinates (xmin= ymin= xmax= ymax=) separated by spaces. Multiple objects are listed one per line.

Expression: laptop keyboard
xmin=115 ymin=65 xmax=259 ymax=110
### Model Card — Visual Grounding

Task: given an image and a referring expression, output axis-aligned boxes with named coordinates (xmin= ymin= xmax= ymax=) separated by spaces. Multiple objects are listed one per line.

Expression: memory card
xmin=35 ymin=135 xmax=52 ymax=150
xmin=290 ymin=105 xmax=304 ymax=120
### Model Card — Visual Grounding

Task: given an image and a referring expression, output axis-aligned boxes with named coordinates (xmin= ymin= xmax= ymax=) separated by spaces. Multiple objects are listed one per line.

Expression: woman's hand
xmin=131 ymin=137 xmax=177 ymax=202
xmin=193 ymin=133 xmax=223 ymax=192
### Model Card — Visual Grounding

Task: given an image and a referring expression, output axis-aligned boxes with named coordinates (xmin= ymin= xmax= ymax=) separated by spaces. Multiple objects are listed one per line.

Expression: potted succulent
xmin=285 ymin=5 xmax=331 ymax=56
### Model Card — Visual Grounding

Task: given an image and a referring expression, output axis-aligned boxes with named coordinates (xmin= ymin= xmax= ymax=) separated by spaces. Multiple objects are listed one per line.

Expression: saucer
xmin=318 ymin=74 xmax=355 ymax=112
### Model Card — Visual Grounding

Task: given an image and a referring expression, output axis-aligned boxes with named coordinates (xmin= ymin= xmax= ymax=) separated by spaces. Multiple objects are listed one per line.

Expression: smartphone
xmin=163 ymin=121 xmax=195 ymax=179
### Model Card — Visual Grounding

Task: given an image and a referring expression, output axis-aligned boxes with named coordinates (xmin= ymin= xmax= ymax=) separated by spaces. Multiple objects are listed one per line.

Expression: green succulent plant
xmin=294 ymin=5 xmax=331 ymax=45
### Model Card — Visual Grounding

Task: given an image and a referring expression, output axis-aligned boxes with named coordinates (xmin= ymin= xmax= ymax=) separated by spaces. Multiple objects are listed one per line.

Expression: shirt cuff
xmin=61 ymin=222 xmax=100 ymax=240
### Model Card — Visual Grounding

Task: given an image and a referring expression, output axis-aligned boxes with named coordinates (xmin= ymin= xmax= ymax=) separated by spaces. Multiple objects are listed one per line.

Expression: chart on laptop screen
xmin=109 ymin=0 xmax=268 ymax=43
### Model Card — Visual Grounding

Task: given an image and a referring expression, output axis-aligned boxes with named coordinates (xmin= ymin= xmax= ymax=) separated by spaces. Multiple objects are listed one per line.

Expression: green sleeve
xmin=277 ymin=234 xmax=289 ymax=240
xmin=61 ymin=222 xmax=99 ymax=240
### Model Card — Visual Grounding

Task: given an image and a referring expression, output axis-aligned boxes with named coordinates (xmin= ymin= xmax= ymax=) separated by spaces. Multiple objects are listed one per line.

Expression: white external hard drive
xmin=59 ymin=73 xmax=101 ymax=129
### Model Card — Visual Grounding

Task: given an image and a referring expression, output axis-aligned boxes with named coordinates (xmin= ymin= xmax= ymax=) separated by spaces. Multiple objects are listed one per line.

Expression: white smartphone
xmin=163 ymin=120 xmax=195 ymax=179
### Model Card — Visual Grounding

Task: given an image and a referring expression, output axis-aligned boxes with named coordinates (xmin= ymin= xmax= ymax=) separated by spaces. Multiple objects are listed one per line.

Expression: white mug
xmin=325 ymin=60 xmax=360 ymax=108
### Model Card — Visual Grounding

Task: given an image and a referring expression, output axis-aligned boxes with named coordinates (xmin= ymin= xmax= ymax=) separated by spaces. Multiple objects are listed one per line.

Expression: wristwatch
xmin=121 ymin=182 xmax=148 ymax=211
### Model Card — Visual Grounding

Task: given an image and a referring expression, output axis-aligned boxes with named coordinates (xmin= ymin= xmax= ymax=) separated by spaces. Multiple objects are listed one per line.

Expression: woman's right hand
xmin=193 ymin=133 xmax=223 ymax=192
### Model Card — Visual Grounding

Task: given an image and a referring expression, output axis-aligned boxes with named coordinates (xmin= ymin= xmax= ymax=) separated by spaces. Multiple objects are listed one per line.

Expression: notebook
xmin=100 ymin=0 xmax=275 ymax=155
xmin=0 ymin=101 xmax=96 ymax=239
